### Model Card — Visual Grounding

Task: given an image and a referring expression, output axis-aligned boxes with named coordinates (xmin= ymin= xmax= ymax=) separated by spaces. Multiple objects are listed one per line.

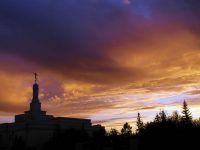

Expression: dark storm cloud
xmin=0 ymin=0 xmax=146 ymax=84
xmin=0 ymin=0 xmax=137 ymax=52
xmin=0 ymin=0 xmax=200 ymax=84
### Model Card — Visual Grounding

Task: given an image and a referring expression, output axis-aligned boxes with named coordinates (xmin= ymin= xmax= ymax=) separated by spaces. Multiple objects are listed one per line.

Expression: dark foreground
xmin=1 ymin=101 xmax=199 ymax=150
xmin=1 ymin=116 xmax=200 ymax=150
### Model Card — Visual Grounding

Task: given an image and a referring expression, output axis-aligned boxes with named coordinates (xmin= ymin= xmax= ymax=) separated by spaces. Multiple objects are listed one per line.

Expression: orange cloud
xmin=1 ymin=0 xmax=200 ymax=129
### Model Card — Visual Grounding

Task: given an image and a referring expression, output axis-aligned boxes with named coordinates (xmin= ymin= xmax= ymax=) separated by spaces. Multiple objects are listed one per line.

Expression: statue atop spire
xmin=33 ymin=72 xmax=38 ymax=83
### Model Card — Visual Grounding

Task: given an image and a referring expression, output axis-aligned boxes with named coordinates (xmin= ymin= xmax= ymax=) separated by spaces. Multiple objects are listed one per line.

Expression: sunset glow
xmin=0 ymin=0 xmax=200 ymax=130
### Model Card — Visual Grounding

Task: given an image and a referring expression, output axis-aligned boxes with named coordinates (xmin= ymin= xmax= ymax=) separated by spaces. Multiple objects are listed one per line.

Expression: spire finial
xmin=33 ymin=72 xmax=38 ymax=83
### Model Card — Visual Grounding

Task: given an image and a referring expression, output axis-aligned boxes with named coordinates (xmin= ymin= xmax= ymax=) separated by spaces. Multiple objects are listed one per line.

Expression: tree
xmin=154 ymin=114 xmax=161 ymax=123
xmin=136 ymin=112 xmax=144 ymax=133
xmin=193 ymin=118 xmax=200 ymax=126
xmin=154 ymin=110 xmax=167 ymax=123
xmin=109 ymin=128 xmax=119 ymax=136
xmin=121 ymin=122 xmax=132 ymax=136
xmin=170 ymin=111 xmax=181 ymax=123
xmin=182 ymin=100 xmax=192 ymax=122
xmin=159 ymin=110 xmax=167 ymax=122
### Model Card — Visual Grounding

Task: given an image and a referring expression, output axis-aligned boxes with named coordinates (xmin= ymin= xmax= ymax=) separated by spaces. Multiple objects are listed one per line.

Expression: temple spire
xmin=33 ymin=72 xmax=38 ymax=83
xmin=30 ymin=73 xmax=41 ymax=112
xmin=32 ymin=73 xmax=39 ymax=101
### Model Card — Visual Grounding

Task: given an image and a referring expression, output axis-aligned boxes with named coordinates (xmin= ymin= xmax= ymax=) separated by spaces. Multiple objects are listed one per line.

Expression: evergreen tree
xmin=154 ymin=110 xmax=167 ymax=123
xmin=136 ymin=112 xmax=144 ymax=133
xmin=154 ymin=113 xmax=161 ymax=123
xmin=193 ymin=118 xmax=200 ymax=126
xmin=121 ymin=122 xmax=132 ymax=136
xmin=159 ymin=110 xmax=167 ymax=122
xmin=109 ymin=128 xmax=119 ymax=136
xmin=182 ymin=100 xmax=192 ymax=122
xmin=170 ymin=111 xmax=180 ymax=123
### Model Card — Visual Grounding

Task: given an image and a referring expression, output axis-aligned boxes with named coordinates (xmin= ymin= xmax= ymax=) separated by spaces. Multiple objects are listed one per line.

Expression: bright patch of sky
xmin=155 ymin=93 xmax=200 ymax=104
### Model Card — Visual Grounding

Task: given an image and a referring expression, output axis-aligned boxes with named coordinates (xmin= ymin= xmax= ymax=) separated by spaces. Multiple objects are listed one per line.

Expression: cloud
xmin=0 ymin=72 xmax=31 ymax=113
xmin=186 ymin=90 xmax=200 ymax=95
xmin=0 ymin=0 xmax=200 ymax=128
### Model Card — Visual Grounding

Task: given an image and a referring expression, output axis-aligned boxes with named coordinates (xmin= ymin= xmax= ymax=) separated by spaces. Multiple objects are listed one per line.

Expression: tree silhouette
xmin=193 ymin=118 xmax=200 ymax=126
xmin=170 ymin=111 xmax=181 ymax=123
xmin=109 ymin=128 xmax=119 ymax=136
xmin=159 ymin=110 xmax=167 ymax=122
xmin=121 ymin=122 xmax=132 ymax=136
xmin=137 ymin=102 xmax=200 ymax=150
xmin=182 ymin=100 xmax=192 ymax=122
xmin=136 ymin=112 xmax=144 ymax=133
xmin=154 ymin=110 xmax=167 ymax=123
xmin=154 ymin=113 xmax=161 ymax=123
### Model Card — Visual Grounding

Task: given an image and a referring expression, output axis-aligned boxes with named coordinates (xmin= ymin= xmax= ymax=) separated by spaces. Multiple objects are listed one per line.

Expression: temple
xmin=15 ymin=74 xmax=55 ymax=123
xmin=0 ymin=75 xmax=104 ymax=148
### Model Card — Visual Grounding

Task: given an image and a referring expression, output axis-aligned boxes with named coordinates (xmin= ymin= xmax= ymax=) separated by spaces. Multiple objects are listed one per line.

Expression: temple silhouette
xmin=0 ymin=74 xmax=104 ymax=148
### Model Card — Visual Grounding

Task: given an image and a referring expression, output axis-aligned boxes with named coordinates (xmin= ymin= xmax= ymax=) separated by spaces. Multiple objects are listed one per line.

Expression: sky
xmin=0 ymin=0 xmax=200 ymax=130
